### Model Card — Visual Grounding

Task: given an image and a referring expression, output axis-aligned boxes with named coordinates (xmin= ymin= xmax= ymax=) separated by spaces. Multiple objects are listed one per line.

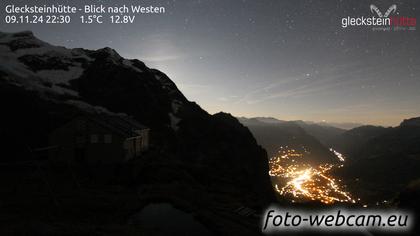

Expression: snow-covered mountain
xmin=0 ymin=31 xmax=186 ymax=120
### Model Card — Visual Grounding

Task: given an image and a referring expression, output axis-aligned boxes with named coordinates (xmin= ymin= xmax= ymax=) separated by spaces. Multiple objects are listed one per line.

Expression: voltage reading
xmin=110 ymin=15 xmax=135 ymax=24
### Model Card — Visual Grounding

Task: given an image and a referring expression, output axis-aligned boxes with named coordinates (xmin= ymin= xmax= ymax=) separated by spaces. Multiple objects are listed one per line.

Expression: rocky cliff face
xmin=0 ymin=31 xmax=274 ymax=211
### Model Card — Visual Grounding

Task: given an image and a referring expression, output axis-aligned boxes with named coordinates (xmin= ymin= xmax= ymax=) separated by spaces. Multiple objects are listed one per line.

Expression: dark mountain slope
xmin=0 ymin=31 xmax=274 ymax=234
xmin=292 ymin=120 xmax=346 ymax=147
xmin=238 ymin=117 xmax=346 ymax=149
xmin=331 ymin=125 xmax=392 ymax=158
xmin=337 ymin=118 xmax=420 ymax=203
xmin=238 ymin=118 xmax=337 ymax=164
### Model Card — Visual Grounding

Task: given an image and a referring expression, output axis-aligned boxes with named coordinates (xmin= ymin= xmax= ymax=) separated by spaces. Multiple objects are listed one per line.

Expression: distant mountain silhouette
xmin=250 ymin=117 xmax=287 ymax=124
xmin=239 ymin=117 xmax=354 ymax=147
xmin=292 ymin=120 xmax=346 ymax=147
xmin=401 ymin=117 xmax=420 ymax=127
xmin=331 ymin=125 xmax=392 ymax=159
xmin=336 ymin=117 xmax=420 ymax=203
xmin=238 ymin=117 xmax=338 ymax=164
xmin=305 ymin=121 xmax=365 ymax=130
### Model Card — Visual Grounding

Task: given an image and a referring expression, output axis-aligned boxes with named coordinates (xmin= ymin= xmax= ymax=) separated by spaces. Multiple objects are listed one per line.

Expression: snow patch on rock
xmin=65 ymin=100 xmax=115 ymax=114
xmin=169 ymin=113 xmax=181 ymax=131
xmin=123 ymin=59 xmax=143 ymax=73
xmin=171 ymin=100 xmax=183 ymax=114
xmin=50 ymin=85 xmax=79 ymax=96
xmin=36 ymin=66 xmax=85 ymax=84
xmin=0 ymin=31 xmax=86 ymax=97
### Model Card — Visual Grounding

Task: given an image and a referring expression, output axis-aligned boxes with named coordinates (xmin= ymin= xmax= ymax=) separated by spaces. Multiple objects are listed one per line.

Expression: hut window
xmin=90 ymin=134 xmax=98 ymax=143
xmin=104 ymin=134 xmax=112 ymax=143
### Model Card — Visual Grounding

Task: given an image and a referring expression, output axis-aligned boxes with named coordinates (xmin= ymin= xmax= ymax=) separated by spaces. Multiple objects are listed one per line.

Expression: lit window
xmin=104 ymin=134 xmax=112 ymax=143
xmin=90 ymin=134 xmax=98 ymax=143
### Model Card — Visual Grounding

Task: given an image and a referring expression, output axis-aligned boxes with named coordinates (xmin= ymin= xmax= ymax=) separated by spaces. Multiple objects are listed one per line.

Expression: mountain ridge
xmin=238 ymin=117 xmax=338 ymax=164
xmin=238 ymin=116 xmax=365 ymax=130
xmin=335 ymin=117 xmax=420 ymax=203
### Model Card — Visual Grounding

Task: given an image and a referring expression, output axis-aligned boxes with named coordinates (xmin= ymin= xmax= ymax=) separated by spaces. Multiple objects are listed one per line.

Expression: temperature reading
xmin=80 ymin=15 xmax=103 ymax=24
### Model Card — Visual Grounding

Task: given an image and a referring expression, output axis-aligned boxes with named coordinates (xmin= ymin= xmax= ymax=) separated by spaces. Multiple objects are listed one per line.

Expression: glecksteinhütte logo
xmin=370 ymin=4 xmax=397 ymax=18
xmin=341 ymin=4 xmax=416 ymax=31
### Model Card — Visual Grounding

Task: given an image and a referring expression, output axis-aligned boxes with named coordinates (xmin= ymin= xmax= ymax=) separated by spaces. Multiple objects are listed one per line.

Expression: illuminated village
xmin=269 ymin=146 xmax=356 ymax=204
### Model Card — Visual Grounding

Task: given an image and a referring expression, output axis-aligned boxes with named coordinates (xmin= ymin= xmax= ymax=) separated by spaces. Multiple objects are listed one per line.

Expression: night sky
xmin=2 ymin=0 xmax=419 ymax=126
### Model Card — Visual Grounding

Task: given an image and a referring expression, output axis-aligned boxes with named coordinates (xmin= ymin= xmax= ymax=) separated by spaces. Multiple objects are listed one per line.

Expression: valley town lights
xmin=269 ymin=147 xmax=355 ymax=204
